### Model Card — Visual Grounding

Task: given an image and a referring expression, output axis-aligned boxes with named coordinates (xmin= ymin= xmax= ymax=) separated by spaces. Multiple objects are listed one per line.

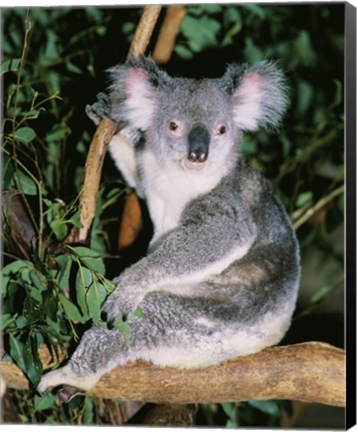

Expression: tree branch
xmin=67 ymin=5 xmax=162 ymax=245
xmin=2 ymin=342 xmax=345 ymax=407
xmin=152 ymin=5 xmax=187 ymax=64
xmin=292 ymin=184 xmax=344 ymax=230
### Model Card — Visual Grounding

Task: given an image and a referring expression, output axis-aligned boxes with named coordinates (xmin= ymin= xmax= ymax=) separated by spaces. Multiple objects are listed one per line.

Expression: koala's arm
xmin=103 ymin=189 xmax=257 ymax=321
xmin=86 ymin=93 xmax=142 ymax=193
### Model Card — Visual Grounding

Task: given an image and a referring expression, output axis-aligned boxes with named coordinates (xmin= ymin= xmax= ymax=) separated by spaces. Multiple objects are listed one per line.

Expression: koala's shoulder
xmin=232 ymin=159 xmax=273 ymax=209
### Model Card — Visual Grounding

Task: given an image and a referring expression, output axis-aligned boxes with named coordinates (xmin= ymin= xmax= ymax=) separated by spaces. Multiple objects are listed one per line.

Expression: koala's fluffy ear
xmin=221 ymin=61 xmax=288 ymax=131
xmin=108 ymin=57 xmax=169 ymax=131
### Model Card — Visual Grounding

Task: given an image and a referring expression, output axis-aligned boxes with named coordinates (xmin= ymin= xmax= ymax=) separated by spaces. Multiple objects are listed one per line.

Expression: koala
xmin=38 ymin=57 xmax=300 ymax=401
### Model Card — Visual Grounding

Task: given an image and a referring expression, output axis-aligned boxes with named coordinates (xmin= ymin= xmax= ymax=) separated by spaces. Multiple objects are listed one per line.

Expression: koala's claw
xmin=85 ymin=92 xmax=112 ymax=125
xmin=38 ymin=364 xmax=97 ymax=400
xmin=102 ymin=287 xmax=145 ymax=324
xmin=58 ymin=385 xmax=85 ymax=403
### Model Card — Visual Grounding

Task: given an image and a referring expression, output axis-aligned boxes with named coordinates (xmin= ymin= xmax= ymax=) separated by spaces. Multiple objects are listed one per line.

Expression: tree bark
xmin=2 ymin=342 xmax=345 ymax=407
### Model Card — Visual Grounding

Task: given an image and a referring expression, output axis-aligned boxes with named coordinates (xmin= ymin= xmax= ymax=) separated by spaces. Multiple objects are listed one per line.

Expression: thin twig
xmin=292 ymin=184 xmax=344 ymax=229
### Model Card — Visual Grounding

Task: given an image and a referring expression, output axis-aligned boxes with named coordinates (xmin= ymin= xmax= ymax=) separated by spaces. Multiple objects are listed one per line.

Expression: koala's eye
xmin=169 ymin=121 xmax=179 ymax=131
xmin=215 ymin=124 xmax=227 ymax=136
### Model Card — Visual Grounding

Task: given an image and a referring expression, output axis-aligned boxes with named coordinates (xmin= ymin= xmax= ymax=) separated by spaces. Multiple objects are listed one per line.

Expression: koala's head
xmin=109 ymin=57 xmax=288 ymax=173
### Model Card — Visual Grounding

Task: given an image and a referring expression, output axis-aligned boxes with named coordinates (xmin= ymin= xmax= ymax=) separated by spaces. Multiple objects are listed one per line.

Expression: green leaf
xmin=1 ymin=313 xmax=15 ymax=330
xmin=2 ymin=260 xmax=29 ymax=275
xmin=42 ymin=30 xmax=59 ymax=65
xmin=1 ymin=58 xmax=21 ymax=74
xmin=23 ymin=335 xmax=43 ymax=386
xmin=9 ymin=334 xmax=26 ymax=371
xmin=224 ymin=6 xmax=241 ymax=25
xmin=71 ymin=246 xmax=106 ymax=274
xmin=14 ymin=126 xmax=36 ymax=144
xmin=65 ymin=60 xmax=82 ymax=74
xmin=34 ymin=393 xmax=57 ymax=412
xmin=128 ymin=306 xmax=146 ymax=321
xmin=59 ymin=293 xmax=85 ymax=323
xmin=56 ymin=254 xmax=73 ymax=290
xmin=68 ymin=210 xmax=82 ymax=228
xmin=75 ymin=266 xmax=93 ymax=319
xmin=23 ymin=294 xmax=44 ymax=325
xmin=310 ymin=286 xmax=330 ymax=304
xmin=296 ymin=191 xmax=313 ymax=208
xmin=181 ymin=16 xmax=220 ymax=52
xmin=15 ymin=315 xmax=28 ymax=329
xmin=296 ymin=80 xmax=314 ymax=116
xmin=244 ymin=37 xmax=265 ymax=64
xmin=43 ymin=289 xmax=59 ymax=322
xmin=332 ymin=79 xmax=342 ymax=106
xmin=248 ymin=400 xmax=280 ymax=416
xmin=25 ymin=108 xmax=44 ymax=119
xmin=115 ymin=319 xmax=131 ymax=348
xmin=14 ymin=171 xmax=38 ymax=195
xmin=122 ymin=21 xmax=135 ymax=35
xmin=30 ymin=270 xmax=46 ymax=289
xmin=242 ymin=3 xmax=267 ymax=19
xmin=87 ymin=281 xmax=107 ymax=324
xmin=45 ymin=123 xmax=70 ymax=143
xmin=174 ymin=45 xmax=194 ymax=60
xmin=2 ymin=155 xmax=16 ymax=190
xmin=82 ymin=396 xmax=94 ymax=424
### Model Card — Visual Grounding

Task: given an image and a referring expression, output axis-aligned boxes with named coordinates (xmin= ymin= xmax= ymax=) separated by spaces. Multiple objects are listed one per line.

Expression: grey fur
xmin=38 ymin=57 xmax=299 ymax=396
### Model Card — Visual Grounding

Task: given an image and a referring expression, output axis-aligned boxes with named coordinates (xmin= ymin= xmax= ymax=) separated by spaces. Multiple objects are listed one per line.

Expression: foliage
xmin=1 ymin=4 xmax=344 ymax=427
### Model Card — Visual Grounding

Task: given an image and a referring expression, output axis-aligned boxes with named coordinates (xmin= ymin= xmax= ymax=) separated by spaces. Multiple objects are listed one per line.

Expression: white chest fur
xmin=139 ymin=150 xmax=224 ymax=245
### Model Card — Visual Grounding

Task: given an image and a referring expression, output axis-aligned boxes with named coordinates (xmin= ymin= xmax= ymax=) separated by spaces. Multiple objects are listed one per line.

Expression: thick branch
xmin=68 ymin=119 xmax=117 ymax=243
xmin=2 ymin=342 xmax=345 ymax=407
xmin=152 ymin=5 xmax=187 ymax=64
xmin=68 ymin=5 xmax=162 ymax=244
xmin=127 ymin=6 xmax=162 ymax=59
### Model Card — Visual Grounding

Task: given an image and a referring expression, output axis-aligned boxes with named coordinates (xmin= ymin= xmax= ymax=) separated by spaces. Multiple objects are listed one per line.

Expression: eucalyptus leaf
xmin=1 ymin=58 xmax=21 ymax=74
xmin=59 ymin=293 xmax=86 ymax=323
xmin=115 ymin=319 xmax=131 ymax=348
xmin=14 ymin=171 xmax=38 ymax=195
xmin=9 ymin=334 xmax=26 ymax=371
xmin=75 ymin=266 xmax=93 ymax=319
xmin=247 ymin=400 xmax=280 ymax=416
xmin=14 ymin=126 xmax=36 ymax=143
xmin=23 ymin=335 xmax=43 ymax=386
xmin=34 ymin=393 xmax=57 ymax=412
xmin=1 ymin=313 xmax=15 ymax=330
xmin=72 ymin=246 xmax=106 ymax=274
xmin=87 ymin=281 xmax=107 ymax=324
xmin=174 ymin=45 xmax=194 ymax=60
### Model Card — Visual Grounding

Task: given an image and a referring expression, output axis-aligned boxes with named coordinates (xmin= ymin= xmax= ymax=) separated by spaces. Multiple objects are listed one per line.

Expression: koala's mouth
xmin=183 ymin=159 xmax=207 ymax=171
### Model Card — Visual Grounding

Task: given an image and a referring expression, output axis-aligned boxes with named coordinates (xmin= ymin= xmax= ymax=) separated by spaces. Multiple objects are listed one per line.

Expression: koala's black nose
xmin=188 ymin=124 xmax=210 ymax=163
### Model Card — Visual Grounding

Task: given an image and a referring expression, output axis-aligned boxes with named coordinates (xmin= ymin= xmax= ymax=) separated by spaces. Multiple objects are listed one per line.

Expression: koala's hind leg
xmin=38 ymin=326 xmax=127 ymax=399
xmin=38 ymin=293 xmax=223 ymax=398
xmin=38 ymin=289 xmax=290 ymax=399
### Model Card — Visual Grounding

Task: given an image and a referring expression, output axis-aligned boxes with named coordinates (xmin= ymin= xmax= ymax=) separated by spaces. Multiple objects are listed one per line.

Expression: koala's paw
xmin=38 ymin=364 xmax=97 ymax=400
xmin=85 ymin=92 xmax=112 ymax=125
xmin=102 ymin=287 xmax=145 ymax=324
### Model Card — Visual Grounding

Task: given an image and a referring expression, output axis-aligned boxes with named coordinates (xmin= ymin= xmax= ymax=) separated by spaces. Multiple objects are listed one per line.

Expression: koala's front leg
xmin=85 ymin=92 xmax=113 ymax=125
xmin=102 ymin=271 xmax=149 ymax=322
xmin=103 ymin=196 xmax=257 ymax=323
